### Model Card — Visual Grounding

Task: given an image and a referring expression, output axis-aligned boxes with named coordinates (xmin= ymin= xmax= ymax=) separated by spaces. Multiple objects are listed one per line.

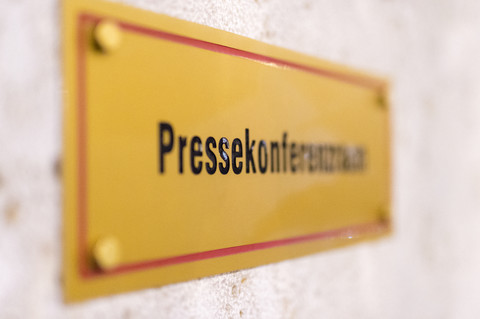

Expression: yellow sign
xmin=64 ymin=0 xmax=391 ymax=301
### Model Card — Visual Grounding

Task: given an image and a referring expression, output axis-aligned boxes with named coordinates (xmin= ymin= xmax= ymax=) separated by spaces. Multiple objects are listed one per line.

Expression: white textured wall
xmin=2 ymin=0 xmax=480 ymax=318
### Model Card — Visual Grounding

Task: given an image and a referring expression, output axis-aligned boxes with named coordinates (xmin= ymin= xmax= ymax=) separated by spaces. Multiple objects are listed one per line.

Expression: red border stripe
xmin=77 ymin=14 xmax=89 ymax=277
xmin=119 ymin=22 xmax=384 ymax=90
xmin=88 ymin=221 xmax=388 ymax=277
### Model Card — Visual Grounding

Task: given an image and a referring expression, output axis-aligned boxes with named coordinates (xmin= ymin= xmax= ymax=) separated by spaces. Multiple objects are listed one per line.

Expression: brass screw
xmin=93 ymin=20 xmax=122 ymax=53
xmin=377 ymin=206 xmax=389 ymax=223
xmin=92 ymin=236 xmax=121 ymax=271
xmin=377 ymin=93 xmax=387 ymax=109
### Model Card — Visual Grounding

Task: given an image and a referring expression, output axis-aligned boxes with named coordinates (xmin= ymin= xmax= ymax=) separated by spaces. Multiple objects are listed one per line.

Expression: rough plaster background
xmin=1 ymin=0 xmax=480 ymax=318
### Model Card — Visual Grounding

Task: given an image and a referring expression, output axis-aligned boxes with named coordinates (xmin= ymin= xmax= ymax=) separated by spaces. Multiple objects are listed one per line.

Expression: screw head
xmin=92 ymin=236 xmax=121 ymax=271
xmin=377 ymin=206 xmax=389 ymax=223
xmin=377 ymin=92 xmax=388 ymax=109
xmin=93 ymin=20 xmax=122 ymax=53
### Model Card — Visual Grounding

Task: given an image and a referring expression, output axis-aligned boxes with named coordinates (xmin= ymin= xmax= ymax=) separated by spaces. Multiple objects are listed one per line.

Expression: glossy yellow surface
xmin=63 ymin=0 xmax=391 ymax=301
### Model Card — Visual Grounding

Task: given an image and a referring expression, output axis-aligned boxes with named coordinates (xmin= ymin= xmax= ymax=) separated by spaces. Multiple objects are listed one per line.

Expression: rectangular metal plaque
xmin=64 ymin=0 xmax=391 ymax=301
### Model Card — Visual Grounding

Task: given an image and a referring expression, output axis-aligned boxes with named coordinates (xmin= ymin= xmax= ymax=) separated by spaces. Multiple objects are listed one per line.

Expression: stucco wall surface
xmin=1 ymin=0 xmax=480 ymax=318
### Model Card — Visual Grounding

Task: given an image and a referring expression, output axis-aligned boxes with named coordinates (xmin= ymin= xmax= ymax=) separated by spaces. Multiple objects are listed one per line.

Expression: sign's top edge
xmin=63 ymin=0 xmax=389 ymax=89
